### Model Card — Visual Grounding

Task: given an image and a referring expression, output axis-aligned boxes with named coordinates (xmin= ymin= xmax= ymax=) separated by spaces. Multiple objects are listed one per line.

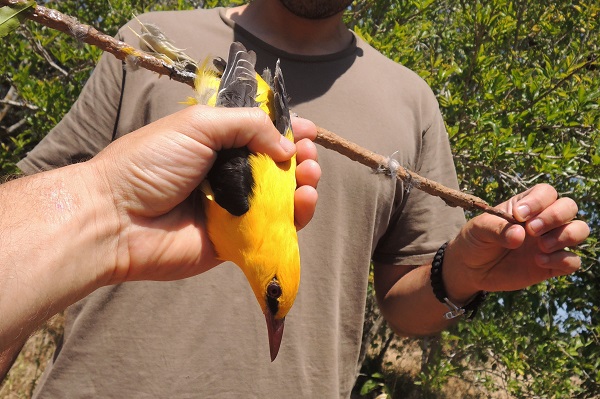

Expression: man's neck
xmin=225 ymin=0 xmax=353 ymax=56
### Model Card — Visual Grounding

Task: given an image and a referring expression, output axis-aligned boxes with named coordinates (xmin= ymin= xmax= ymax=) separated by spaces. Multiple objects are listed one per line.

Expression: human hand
xmin=443 ymin=184 xmax=590 ymax=301
xmin=88 ymin=105 xmax=319 ymax=284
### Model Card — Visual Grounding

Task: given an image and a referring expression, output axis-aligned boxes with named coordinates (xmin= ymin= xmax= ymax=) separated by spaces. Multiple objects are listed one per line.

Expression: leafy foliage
xmin=0 ymin=0 xmax=241 ymax=175
xmin=0 ymin=1 xmax=36 ymax=38
xmin=0 ymin=0 xmax=598 ymax=398
xmin=349 ymin=0 xmax=599 ymax=397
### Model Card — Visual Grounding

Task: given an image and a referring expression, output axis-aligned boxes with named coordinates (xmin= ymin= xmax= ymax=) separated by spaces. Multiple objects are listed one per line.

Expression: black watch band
xmin=430 ymin=242 xmax=487 ymax=320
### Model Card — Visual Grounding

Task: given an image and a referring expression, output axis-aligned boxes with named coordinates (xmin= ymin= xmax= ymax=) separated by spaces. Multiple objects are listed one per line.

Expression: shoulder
xmin=118 ymin=8 xmax=223 ymax=41
xmin=124 ymin=7 xmax=221 ymax=27
xmin=116 ymin=8 xmax=233 ymax=64
xmin=352 ymin=34 xmax=440 ymax=122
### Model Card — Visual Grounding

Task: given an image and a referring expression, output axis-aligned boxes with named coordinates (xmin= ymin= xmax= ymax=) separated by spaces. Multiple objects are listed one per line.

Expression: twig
xmin=1 ymin=0 xmax=520 ymax=224
xmin=316 ymin=126 xmax=519 ymax=223
xmin=0 ymin=98 xmax=39 ymax=110
xmin=6 ymin=118 xmax=27 ymax=134
xmin=0 ymin=86 xmax=18 ymax=122
xmin=21 ymin=26 xmax=69 ymax=76
xmin=0 ymin=0 xmax=197 ymax=88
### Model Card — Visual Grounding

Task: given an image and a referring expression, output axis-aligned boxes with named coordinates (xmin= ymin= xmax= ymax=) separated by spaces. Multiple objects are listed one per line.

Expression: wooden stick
xmin=315 ymin=126 xmax=519 ymax=223
xmin=0 ymin=0 xmax=197 ymax=87
xmin=1 ymin=0 xmax=519 ymax=224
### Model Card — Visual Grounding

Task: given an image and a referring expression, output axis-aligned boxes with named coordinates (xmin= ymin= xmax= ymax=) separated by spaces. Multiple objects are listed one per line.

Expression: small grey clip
xmin=443 ymin=297 xmax=466 ymax=320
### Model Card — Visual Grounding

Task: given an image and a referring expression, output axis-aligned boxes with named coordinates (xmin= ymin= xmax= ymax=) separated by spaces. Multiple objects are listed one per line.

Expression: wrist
xmin=441 ymin=239 xmax=482 ymax=304
xmin=430 ymin=241 xmax=487 ymax=320
xmin=0 ymin=164 xmax=120 ymax=345
xmin=74 ymin=160 xmax=123 ymax=286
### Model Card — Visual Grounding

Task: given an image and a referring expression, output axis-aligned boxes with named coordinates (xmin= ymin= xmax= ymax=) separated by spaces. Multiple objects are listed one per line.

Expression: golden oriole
xmin=194 ymin=42 xmax=299 ymax=361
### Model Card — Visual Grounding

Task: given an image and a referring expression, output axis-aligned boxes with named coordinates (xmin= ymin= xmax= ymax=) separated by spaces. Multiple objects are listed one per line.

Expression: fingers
xmin=535 ymin=250 xmax=582 ymax=275
xmin=539 ymin=220 xmax=590 ymax=253
xmin=296 ymin=159 xmax=320 ymax=189
xmin=294 ymin=185 xmax=318 ymax=231
xmin=512 ymin=183 xmax=557 ymax=223
xmin=501 ymin=183 xmax=589 ymax=274
xmin=462 ymin=208 xmax=524 ymax=249
xmin=291 ymin=116 xmax=317 ymax=142
xmin=523 ymin=197 xmax=579 ymax=237
xmin=295 ymin=138 xmax=320 ymax=189
xmin=295 ymin=137 xmax=318 ymax=164
xmin=466 ymin=183 xmax=589 ymax=252
xmin=155 ymin=106 xmax=322 ymax=165
xmin=294 ymin=138 xmax=320 ymax=231
xmin=535 ymin=219 xmax=589 ymax=275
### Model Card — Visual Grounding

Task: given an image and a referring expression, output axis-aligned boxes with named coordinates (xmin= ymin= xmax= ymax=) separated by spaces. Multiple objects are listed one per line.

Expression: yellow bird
xmin=195 ymin=42 xmax=300 ymax=361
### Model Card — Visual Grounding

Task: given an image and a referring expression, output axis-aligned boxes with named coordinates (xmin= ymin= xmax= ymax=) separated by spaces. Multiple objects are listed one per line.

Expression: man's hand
xmin=444 ymin=184 xmax=590 ymax=302
xmin=373 ymin=184 xmax=590 ymax=337
xmin=0 ymin=105 xmax=319 ymax=350
xmin=89 ymin=105 xmax=320 ymax=283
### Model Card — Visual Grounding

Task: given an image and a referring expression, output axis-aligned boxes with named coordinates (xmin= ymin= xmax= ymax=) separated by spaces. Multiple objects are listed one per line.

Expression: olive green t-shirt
xmin=18 ymin=7 xmax=465 ymax=398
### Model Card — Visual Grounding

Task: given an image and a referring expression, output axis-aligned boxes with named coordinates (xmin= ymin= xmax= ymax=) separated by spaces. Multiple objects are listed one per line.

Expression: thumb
xmin=464 ymin=212 xmax=526 ymax=251
xmin=449 ymin=213 xmax=526 ymax=272
xmin=171 ymin=105 xmax=296 ymax=162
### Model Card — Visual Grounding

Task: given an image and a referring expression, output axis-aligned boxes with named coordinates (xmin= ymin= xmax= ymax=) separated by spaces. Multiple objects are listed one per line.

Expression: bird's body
xmin=195 ymin=42 xmax=300 ymax=361
xmin=202 ymin=149 xmax=299 ymax=311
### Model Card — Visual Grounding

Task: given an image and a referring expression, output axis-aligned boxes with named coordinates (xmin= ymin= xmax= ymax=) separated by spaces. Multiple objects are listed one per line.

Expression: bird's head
xmin=241 ymin=244 xmax=300 ymax=361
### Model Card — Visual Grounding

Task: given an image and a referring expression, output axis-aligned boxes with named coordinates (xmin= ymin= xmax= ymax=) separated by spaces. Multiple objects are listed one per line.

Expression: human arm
xmin=0 ymin=46 xmax=125 ymax=381
xmin=374 ymin=184 xmax=590 ymax=336
xmin=0 ymin=105 xmax=319 ymax=351
xmin=0 ymin=341 xmax=26 ymax=382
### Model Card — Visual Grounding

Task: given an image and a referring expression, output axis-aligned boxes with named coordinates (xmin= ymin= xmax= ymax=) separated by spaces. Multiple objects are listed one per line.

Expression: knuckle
xmin=536 ymin=183 xmax=558 ymax=199
xmin=254 ymin=108 xmax=273 ymax=129
xmin=243 ymin=107 xmax=271 ymax=130
xmin=564 ymin=255 xmax=582 ymax=272
xmin=562 ymin=227 xmax=576 ymax=244
xmin=562 ymin=197 xmax=579 ymax=216
xmin=545 ymin=206 xmax=562 ymax=223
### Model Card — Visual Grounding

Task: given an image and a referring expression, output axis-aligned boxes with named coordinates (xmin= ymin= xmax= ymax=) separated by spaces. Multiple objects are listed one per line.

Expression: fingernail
xmin=280 ymin=136 xmax=295 ymax=153
xmin=529 ymin=218 xmax=544 ymax=234
xmin=516 ymin=204 xmax=530 ymax=220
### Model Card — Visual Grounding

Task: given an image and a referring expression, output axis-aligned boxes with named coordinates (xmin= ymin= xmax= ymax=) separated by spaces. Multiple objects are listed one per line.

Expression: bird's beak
xmin=264 ymin=313 xmax=285 ymax=361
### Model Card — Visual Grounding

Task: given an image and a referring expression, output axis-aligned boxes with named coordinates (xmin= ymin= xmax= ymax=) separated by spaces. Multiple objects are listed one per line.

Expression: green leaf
xmin=0 ymin=1 xmax=36 ymax=38
xmin=360 ymin=379 xmax=380 ymax=395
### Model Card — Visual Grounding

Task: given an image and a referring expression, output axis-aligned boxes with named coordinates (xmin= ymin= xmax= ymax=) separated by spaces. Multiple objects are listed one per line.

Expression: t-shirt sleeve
xmin=372 ymin=108 xmax=466 ymax=266
xmin=17 ymin=43 xmax=125 ymax=174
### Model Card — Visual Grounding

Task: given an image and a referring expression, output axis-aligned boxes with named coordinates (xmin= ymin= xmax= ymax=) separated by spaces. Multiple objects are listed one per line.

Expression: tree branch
xmin=4 ymin=117 xmax=27 ymax=134
xmin=20 ymin=26 xmax=69 ymax=77
xmin=1 ymin=0 xmax=520 ymax=224
xmin=316 ymin=126 xmax=519 ymax=222
xmin=0 ymin=0 xmax=197 ymax=87
xmin=0 ymin=98 xmax=39 ymax=110
xmin=0 ymin=86 xmax=18 ymax=123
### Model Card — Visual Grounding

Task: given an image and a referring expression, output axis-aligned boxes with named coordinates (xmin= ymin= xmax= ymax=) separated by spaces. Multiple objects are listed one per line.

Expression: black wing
xmin=273 ymin=59 xmax=292 ymax=138
xmin=207 ymin=42 xmax=259 ymax=216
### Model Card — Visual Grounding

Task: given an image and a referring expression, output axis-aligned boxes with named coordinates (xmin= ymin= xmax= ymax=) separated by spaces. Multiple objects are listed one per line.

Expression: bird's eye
xmin=267 ymin=281 xmax=282 ymax=299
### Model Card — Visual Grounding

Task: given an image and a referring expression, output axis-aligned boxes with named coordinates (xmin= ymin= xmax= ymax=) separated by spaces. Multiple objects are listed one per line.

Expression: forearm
xmin=0 ymin=336 xmax=27 ymax=382
xmin=0 ymin=164 xmax=117 ymax=350
xmin=377 ymin=183 xmax=590 ymax=337
xmin=375 ymin=264 xmax=457 ymax=336
xmin=375 ymin=241 xmax=481 ymax=336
